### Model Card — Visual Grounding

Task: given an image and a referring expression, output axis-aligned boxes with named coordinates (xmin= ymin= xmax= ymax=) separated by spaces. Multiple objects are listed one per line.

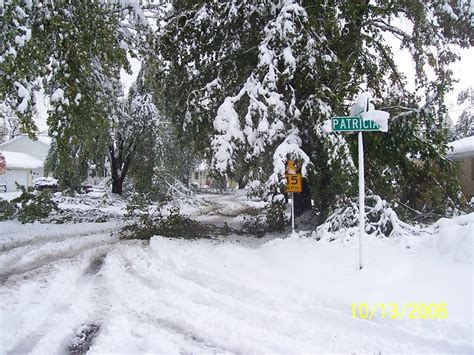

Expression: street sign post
xmin=326 ymin=93 xmax=390 ymax=270
xmin=286 ymin=160 xmax=302 ymax=234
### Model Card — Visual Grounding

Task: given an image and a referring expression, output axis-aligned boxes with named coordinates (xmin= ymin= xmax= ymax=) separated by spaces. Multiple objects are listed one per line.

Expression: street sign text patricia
xmin=332 ymin=116 xmax=381 ymax=132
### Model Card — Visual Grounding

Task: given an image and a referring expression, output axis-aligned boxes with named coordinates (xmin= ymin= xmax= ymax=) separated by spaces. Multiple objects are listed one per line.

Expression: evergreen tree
xmin=154 ymin=0 xmax=472 ymax=217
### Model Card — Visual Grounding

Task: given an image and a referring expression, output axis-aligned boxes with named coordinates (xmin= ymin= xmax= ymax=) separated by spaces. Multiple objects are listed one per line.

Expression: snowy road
xmin=0 ymin=196 xmax=472 ymax=354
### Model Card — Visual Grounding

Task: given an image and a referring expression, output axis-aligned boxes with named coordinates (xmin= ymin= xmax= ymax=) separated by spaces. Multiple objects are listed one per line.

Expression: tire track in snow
xmin=5 ymin=251 xmax=111 ymax=355
xmin=101 ymin=251 xmax=235 ymax=353
xmin=112 ymin=250 xmax=319 ymax=353
xmin=108 ymin=243 xmax=471 ymax=354
xmin=0 ymin=224 xmax=122 ymax=253
xmin=0 ymin=232 xmax=120 ymax=283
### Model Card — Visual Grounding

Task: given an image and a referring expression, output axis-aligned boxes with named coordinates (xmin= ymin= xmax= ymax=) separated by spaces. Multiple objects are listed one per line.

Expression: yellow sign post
xmin=286 ymin=160 xmax=302 ymax=234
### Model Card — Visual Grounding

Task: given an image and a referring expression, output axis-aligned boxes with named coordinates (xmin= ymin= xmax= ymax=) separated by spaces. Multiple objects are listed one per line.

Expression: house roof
xmin=0 ymin=150 xmax=43 ymax=169
xmin=448 ymin=136 xmax=474 ymax=160
xmin=0 ymin=134 xmax=52 ymax=149
xmin=37 ymin=136 xmax=52 ymax=146
xmin=195 ymin=161 xmax=209 ymax=172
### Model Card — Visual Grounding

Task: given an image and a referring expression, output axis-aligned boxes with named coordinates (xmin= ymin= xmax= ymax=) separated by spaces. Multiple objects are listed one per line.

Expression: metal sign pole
xmin=291 ymin=192 xmax=295 ymax=233
xmin=358 ymin=131 xmax=365 ymax=270
xmin=326 ymin=93 xmax=390 ymax=270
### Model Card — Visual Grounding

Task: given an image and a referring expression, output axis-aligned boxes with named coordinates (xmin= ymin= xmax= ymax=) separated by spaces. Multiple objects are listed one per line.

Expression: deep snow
xmin=0 ymin=193 xmax=472 ymax=354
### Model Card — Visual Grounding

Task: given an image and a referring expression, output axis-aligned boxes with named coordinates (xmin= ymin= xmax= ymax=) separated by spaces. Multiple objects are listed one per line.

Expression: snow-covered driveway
xmin=0 ymin=200 xmax=472 ymax=353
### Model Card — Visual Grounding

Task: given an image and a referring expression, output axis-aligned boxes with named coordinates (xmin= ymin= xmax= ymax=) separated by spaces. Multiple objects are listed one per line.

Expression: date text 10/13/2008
xmin=352 ymin=303 xmax=447 ymax=320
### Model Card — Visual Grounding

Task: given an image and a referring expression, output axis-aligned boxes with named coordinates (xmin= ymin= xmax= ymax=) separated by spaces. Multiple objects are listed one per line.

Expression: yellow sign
xmin=286 ymin=174 xmax=302 ymax=193
xmin=287 ymin=160 xmax=300 ymax=175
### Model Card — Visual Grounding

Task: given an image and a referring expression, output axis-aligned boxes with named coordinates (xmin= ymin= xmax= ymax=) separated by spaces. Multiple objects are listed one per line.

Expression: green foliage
xmin=315 ymin=195 xmax=423 ymax=241
xmin=241 ymin=202 xmax=289 ymax=237
xmin=266 ymin=201 xmax=289 ymax=232
xmin=121 ymin=206 xmax=212 ymax=240
xmin=2 ymin=1 xmax=150 ymax=192
xmin=11 ymin=184 xmax=59 ymax=223
xmin=242 ymin=213 xmax=267 ymax=238
xmin=0 ymin=199 xmax=17 ymax=221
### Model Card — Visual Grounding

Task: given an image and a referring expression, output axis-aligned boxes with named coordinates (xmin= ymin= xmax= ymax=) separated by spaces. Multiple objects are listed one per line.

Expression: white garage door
xmin=0 ymin=170 xmax=29 ymax=192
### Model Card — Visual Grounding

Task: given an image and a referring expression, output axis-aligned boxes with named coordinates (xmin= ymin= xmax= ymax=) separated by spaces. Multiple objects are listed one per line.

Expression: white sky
xmin=445 ymin=47 xmax=473 ymax=115
xmin=386 ymin=41 xmax=473 ymax=123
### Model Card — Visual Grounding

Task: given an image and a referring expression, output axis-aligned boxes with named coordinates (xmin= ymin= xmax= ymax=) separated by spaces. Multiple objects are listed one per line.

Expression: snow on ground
xmin=0 ymin=192 xmax=472 ymax=354
xmin=185 ymin=190 xmax=262 ymax=229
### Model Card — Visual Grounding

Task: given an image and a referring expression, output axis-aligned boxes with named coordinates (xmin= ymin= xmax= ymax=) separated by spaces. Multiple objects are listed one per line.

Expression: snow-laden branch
xmin=268 ymin=129 xmax=310 ymax=184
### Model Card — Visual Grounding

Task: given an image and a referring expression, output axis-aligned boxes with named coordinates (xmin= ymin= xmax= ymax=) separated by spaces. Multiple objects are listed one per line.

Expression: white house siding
xmin=1 ymin=169 xmax=28 ymax=192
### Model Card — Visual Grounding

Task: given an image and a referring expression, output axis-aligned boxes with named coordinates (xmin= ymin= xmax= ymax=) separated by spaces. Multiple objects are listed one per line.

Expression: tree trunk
xmin=112 ymin=176 xmax=124 ymax=194
xmin=109 ymin=145 xmax=123 ymax=195
xmin=109 ymin=141 xmax=134 ymax=195
xmin=237 ymin=175 xmax=248 ymax=189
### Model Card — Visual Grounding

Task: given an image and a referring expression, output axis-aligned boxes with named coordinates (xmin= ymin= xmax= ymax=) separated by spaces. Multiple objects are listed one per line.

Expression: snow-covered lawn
xmin=0 ymin=194 xmax=472 ymax=353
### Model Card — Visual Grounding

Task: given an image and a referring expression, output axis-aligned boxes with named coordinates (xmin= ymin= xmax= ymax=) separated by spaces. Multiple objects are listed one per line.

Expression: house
xmin=0 ymin=135 xmax=52 ymax=192
xmin=190 ymin=161 xmax=211 ymax=188
xmin=448 ymin=136 xmax=474 ymax=201
xmin=189 ymin=160 xmax=238 ymax=191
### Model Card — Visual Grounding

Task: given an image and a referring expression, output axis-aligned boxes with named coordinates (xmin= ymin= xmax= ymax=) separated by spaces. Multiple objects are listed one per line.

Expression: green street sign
xmin=331 ymin=116 xmax=381 ymax=132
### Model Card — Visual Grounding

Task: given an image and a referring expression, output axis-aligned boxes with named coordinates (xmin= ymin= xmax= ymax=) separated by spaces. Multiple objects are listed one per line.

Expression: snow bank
xmin=429 ymin=213 xmax=474 ymax=263
xmin=105 ymin=232 xmax=471 ymax=353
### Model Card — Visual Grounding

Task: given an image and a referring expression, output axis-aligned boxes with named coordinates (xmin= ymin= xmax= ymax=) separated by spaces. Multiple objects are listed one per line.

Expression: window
xmin=195 ymin=172 xmax=199 ymax=180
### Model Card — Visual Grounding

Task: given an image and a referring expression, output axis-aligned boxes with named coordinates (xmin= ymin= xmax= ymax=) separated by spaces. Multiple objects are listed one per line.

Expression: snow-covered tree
xmin=0 ymin=100 xmax=20 ymax=142
xmin=154 ymin=0 xmax=472 ymax=216
xmin=108 ymin=74 xmax=162 ymax=194
xmin=452 ymin=88 xmax=474 ymax=140
xmin=1 ymin=0 xmax=158 ymax=189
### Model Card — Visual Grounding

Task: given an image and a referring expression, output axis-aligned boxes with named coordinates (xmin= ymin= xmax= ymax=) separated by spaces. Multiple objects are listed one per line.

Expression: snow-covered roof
xmin=447 ymin=136 xmax=474 ymax=160
xmin=195 ymin=161 xmax=209 ymax=172
xmin=0 ymin=150 xmax=43 ymax=169
xmin=37 ymin=136 xmax=52 ymax=146
xmin=0 ymin=134 xmax=52 ymax=148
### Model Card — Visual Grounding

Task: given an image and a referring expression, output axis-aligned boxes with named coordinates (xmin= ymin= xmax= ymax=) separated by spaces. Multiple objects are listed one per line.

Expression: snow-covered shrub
xmin=267 ymin=200 xmax=289 ymax=232
xmin=125 ymin=192 xmax=152 ymax=216
xmin=54 ymin=190 xmax=124 ymax=209
xmin=33 ymin=177 xmax=58 ymax=192
xmin=315 ymin=195 xmax=421 ymax=241
xmin=242 ymin=208 xmax=267 ymax=238
xmin=0 ymin=199 xmax=17 ymax=221
xmin=44 ymin=208 xmax=119 ymax=224
xmin=121 ymin=206 xmax=212 ymax=240
xmin=241 ymin=201 xmax=289 ymax=237
xmin=246 ymin=180 xmax=265 ymax=200
xmin=11 ymin=185 xmax=59 ymax=224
